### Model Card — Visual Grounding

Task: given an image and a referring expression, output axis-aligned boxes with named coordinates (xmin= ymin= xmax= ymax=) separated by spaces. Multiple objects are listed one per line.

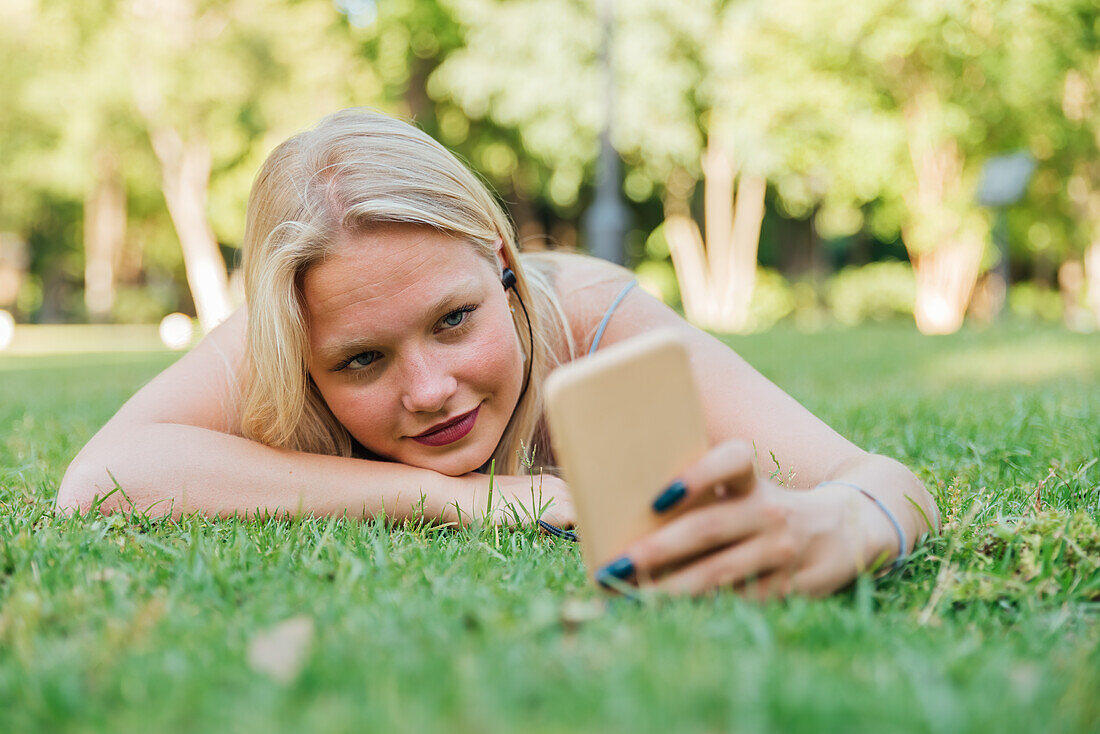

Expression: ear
xmin=493 ymin=236 xmax=510 ymax=273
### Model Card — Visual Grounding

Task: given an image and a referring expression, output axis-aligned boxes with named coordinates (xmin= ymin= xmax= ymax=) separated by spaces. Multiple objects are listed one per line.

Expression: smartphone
xmin=544 ymin=329 xmax=709 ymax=582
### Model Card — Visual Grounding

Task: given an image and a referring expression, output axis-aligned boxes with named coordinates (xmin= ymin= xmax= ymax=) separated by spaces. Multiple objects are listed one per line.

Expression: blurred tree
xmin=62 ymin=1 xmax=141 ymax=321
xmin=5 ymin=0 xmax=1098 ymax=334
xmin=117 ymin=0 xmax=373 ymax=331
xmin=83 ymin=148 xmax=127 ymax=320
xmin=335 ymin=0 xmax=552 ymax=250
xmin=2 ymin=0 xmax=376 ymax=327
xmin=616 ymin=1 xmax=768 ymax=332
xmin=730 ymin=0 xmax=1090 ymax=333
xmin=1052 ymin=0 xmax=1100 ymax=326
xmin=0 ymin=0 xmax=57 ymax=236
xmin=433 ymin=0 xmax=601 ymax=212
xmin=0 ymin=0 xmax=73 ymax=320
xmin=436 ymin=0 xmax=772 ymax=331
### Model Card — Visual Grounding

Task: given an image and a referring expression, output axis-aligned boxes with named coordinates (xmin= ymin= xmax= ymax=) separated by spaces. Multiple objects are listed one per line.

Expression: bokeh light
xmin=0 ymin=309 xmax=14 ymax=351
xmin=159 ymin=313 xmax=194 ymax=350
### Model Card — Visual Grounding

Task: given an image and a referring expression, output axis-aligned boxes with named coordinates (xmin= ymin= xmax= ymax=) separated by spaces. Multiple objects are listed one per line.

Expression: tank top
xmin=587 ymin=280 xmax=638 ymax=355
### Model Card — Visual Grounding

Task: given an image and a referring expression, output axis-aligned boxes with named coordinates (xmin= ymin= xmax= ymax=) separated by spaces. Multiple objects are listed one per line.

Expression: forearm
xmin=819 ymin=452 xmax=940 ymax=559
xmin=57 ymin=422 xmax=472 ymax=523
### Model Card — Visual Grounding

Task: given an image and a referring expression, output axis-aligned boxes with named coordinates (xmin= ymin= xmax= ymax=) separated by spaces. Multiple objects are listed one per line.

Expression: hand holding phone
xmin=544 ymin=329 xmax=709 ymax=582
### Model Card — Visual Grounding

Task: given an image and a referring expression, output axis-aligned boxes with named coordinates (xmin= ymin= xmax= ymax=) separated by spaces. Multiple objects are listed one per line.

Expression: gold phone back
xmin=544 ymin=329 xmax=708 ymax=579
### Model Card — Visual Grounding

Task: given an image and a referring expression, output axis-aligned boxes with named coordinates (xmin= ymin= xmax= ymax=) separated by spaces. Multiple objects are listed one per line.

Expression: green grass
xmin=2 ymin=322 xmax=1099 ymax=734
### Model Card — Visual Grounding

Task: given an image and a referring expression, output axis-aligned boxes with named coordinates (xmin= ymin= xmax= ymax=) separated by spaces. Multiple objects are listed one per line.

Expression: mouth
xmin=410 ymin=405 xmax=481 ymax=447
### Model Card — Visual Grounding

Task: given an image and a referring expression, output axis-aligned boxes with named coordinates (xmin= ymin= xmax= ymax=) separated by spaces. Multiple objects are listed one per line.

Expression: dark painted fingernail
xmin=596 ymin=556 xmax=635 ymax=585
xmin=652 ymin=480 xmax=687 ymax=513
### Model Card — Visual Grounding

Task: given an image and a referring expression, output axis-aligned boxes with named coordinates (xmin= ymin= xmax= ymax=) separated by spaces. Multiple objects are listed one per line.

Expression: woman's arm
xmin=57 ymin=308 xmax=572 ymax=526
xmin=60 ymin=420 xmax=492 ymax=523
xmin=549 ymin=255 xmax=938 ymax=595
xmin=601 ymin=289 xmax=939 ymax=544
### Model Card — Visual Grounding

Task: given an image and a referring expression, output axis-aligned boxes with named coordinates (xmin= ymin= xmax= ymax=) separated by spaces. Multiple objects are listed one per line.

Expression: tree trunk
xmin=911 ymin=236 xmax=985 ymax=334
xmin=722 ymin=171 xmax=766 ymax=326
xmin=1085 ymin=239 xmax=1100 ymax=326
xmin=662 ymin=141 xmax=766 ymax=333
xmin=149 ymin=126 xmax=231 ymax=332
xmin=1067 ymin=163 xmax=1100 ymax=328
xmin=663 ymin=213 xmax=711 ymax=324
xmin=0 ymin=232 xmax=29 ymax=309
xmin=84 ymin=148 xmax=126 ymax=321
xmin=902 ymin=97 xmax=986 ymax=335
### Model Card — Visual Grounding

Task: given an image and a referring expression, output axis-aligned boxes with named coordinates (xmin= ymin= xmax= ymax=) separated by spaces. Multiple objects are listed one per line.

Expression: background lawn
xmin=1 ymin=323 xmax=1098 ymax=734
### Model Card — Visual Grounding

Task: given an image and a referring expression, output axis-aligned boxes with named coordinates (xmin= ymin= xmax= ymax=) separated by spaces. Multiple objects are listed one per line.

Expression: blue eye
xmin=345 ymin=351 xmax=380 ymax=370
xmin=440 ymin=304 xmax=477 ymax=330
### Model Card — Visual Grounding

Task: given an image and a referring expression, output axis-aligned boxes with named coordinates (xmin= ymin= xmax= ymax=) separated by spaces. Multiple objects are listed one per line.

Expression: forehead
xmin=301 ymin=224 xmax=491 ymax=344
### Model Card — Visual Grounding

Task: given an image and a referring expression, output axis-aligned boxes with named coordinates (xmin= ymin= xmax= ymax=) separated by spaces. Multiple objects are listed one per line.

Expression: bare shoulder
xmin=524 ymin=250 xmax=634 ymax=295
xmin=523 ymin=253 xmax=866 ymax=485
xmin=108 ymin=305 xmax=250 ymax=435
xmin=521 ymin=250 xmax=657 ymax=353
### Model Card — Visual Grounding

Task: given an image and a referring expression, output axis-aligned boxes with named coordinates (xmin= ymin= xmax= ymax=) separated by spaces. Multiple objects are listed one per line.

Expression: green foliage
xmin=634 ymin=259 xmax=680 ymax=308
xmin=1008 ymin=282 xmax=1064 ymax=323
xmin=825 ymin=260 xmax=916 ymax=326
xmin=0 ymin=0 xmax=376 ymax=322
xmin=2 ymin=0 xmax=1100 ymax=324
xmin=745 ymin=267 xmax=795 ymax=333
xmin=432 ymin=0 xmax=602 ymax=208
xmin=111 ymin=0 xmax=377 ymax=242
xmin=109 ymin=286 xmax=178 ymax=324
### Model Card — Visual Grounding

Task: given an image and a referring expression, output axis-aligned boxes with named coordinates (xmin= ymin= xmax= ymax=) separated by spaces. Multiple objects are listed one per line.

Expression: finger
xmin=515 ymin=488 xmax=574 ymax=529
xmin=616 ymin=501 xmax=768 ymax=583
xmin=651 ymin=440 xmax=756 ymax=514
xmin=541 ymin=500 xmax=575 ymax=529
xmin=650 ymin=534 xmax=789 ymax=596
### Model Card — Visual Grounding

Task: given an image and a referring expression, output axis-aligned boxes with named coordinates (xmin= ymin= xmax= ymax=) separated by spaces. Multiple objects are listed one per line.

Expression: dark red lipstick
xmin=410 ymin=405 xmax=480 ymax=447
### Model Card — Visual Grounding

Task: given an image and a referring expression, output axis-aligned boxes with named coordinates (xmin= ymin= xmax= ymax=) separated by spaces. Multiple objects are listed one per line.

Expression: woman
xmin=58 ymin=108 xmax=939 ymax=598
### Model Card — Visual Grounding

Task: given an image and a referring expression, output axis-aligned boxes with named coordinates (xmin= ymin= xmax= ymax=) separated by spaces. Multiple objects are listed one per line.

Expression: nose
xmin=399 ymin=346 xmax=458 ymax=414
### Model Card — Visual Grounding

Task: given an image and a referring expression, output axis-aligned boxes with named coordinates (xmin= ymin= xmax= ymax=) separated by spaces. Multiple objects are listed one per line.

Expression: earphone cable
xmin=514 ymin=286 xmax=534 ymax=407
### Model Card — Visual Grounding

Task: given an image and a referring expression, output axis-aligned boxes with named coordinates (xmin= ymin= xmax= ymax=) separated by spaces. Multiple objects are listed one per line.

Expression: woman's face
xmin=301 ymin=224 xmax=523 ymax=476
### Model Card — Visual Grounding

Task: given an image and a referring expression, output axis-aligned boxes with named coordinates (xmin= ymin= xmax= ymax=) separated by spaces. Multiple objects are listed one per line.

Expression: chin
xmin=402 ymin=442 xmax=495 ymax=477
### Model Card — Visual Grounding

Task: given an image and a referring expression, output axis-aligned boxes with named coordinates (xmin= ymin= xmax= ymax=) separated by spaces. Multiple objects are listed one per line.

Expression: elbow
xmin=56 ymin=458 xmax=121 ymax=516
xmin=883 ymin=454 xmax=941 ymax=533
xmin=845 ymin=452 xmax=941 ymax=534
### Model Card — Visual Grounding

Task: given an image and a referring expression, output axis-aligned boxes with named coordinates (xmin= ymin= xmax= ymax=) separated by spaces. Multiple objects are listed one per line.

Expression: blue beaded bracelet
xmin=815 ymin=480 xmax=907 ymax=572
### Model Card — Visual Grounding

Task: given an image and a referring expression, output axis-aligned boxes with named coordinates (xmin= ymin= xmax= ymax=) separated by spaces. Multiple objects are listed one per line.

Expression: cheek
xmin=460 ymin=312 xmax=522 ymax=388
xmin=313 ymin=379 xmax=395 ymax=442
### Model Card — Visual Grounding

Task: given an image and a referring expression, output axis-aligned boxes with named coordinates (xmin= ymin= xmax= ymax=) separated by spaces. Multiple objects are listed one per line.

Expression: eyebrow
xmin=318 ymin=283 xmax=481 ymax=369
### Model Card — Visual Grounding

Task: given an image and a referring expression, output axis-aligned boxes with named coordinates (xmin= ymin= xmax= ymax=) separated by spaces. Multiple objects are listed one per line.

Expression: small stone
xmin=560 ymin=598 xmax=606 ymax=632
xmin=247 ymin=615 xmax=315 ymax=684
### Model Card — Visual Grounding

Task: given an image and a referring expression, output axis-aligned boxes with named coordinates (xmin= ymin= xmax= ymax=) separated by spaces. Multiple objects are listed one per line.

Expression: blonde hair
xmin=239 ymin=108 xmax=575 ymax=475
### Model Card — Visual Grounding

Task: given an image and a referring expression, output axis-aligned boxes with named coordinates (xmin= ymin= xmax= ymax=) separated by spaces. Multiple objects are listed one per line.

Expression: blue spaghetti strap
xmin=588 ymin=280 xmax=638 ymax=355
xmin=539 ymin=279 xmax=638 ymax=544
